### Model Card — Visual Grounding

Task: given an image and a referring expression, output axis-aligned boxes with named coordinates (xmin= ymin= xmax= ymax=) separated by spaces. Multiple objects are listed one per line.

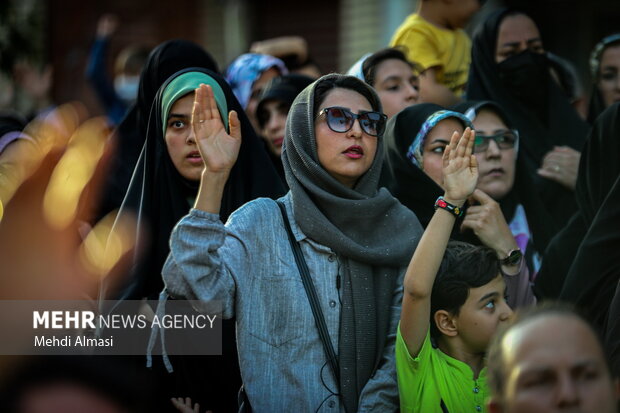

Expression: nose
xmin=346 ymin=117 xmax=364 ymax=138
xmin=500 ymin=300 xmax=513 ymax=322
xmin=186 ymin=126 xmax=196 ymax=145
xmin=485 ymin=139 xmax=501 ymax=158
xmin=555 ymin=374 xmax=580 ymax=408
xmin=406 ymin=82 xmax=419 ymax=102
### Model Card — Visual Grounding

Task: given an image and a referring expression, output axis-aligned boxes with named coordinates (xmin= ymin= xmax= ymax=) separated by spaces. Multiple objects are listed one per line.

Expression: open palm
xmin=192 ymin=84 xmax=242 ymax=174
xmin=442 ymin=128 xmax=478 ymax=203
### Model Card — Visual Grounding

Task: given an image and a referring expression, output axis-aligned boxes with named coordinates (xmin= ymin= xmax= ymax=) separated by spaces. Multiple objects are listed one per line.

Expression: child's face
xmin=453 ymin=275 xmax=513 ymax=354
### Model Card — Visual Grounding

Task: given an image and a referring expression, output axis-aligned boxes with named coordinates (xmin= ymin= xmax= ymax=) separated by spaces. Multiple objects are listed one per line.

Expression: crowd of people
xmin=1 ymin=0 xmax=620 ymax=412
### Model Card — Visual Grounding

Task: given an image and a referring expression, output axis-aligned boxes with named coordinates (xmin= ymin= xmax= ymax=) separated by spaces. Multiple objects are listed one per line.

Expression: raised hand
xmin=441 ymin=127 xmax=478 ymax=204
xmin=191 ymin=84 xmax=241 ymax=175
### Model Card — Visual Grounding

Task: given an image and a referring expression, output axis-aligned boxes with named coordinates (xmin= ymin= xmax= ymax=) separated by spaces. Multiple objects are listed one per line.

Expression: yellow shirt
xmin=390 ymin=13 xmax=471 ymax=97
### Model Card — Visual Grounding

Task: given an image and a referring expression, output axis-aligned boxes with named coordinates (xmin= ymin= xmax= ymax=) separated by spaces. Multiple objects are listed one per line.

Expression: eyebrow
xmin=499 ymin=38 xmax=542 ymax=48
xmin=478 ymin=291 xmax=500 ymax=304
xmin=430 ymin=138 xmax=450 ymax=144
xmin=477 ymin=128 xmax=510 ymax=135
xmin=168 ymin=113 xmax=189 ymax=120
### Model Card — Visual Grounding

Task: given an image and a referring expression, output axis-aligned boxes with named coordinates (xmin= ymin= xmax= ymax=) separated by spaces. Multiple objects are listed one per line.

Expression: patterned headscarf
xmin=225 ymin=53 xmax=288 ymax=109
xmin=406 ymin=109 xmax=472 ymax=167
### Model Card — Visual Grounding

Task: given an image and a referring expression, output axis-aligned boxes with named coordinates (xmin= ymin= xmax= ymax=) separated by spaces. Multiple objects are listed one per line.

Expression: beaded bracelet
xmin=434 ymin=196 xmax=464 ymax=218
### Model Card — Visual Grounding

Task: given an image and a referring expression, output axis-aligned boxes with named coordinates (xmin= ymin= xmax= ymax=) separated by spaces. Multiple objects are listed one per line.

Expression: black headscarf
xmin=553 ymin=103 xmax=620 ymax=330
xmin=113 ymin=67 xmax=285 ymax=301
xmin=452 ymin=100 xmax=557 ymax=257
xmin=96 ymin=40 xmax=220 ymax=220
xmin=536 ymin=103 xmax=620 ymax=299
xmin=256 ymin=73 xmax=314 ymax=184
xmin=587 ymin=34 xmax=620 ymax=124
xmin=467 ymin=8 xmax=589 ymax=224
xmin=106 ymin=68 xmax=284 ymax=412
xmin=282 ymin=74 xmax=421 ymax=412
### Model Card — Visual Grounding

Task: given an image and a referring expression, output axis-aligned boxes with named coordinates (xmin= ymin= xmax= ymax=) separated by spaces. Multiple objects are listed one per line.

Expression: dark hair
xmin=430 ymin=241 xmax=500 ymax=339
xmin=256 ymin=74 xmax=314 ymax=128
xmin=362 ymin=47 xmax=421 ymax=86
xmin=486 ymin=302 xmax=606 ymax=398
xmin=312 ymin=74 xmax=381 ymax=119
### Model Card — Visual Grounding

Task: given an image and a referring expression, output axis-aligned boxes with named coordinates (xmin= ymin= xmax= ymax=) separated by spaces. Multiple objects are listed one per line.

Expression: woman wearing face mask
xmin=160 ymin=74 xmax=422 ymax=412
xmin=347 ymin=48 xmax=421 ymax=119
xmin=467 ymin=9 xmax=589 ymax=226
xmin=382 ymin=103 xmax=536 ymax=307
xmin=588 ymin=34 xmax=620 ymax=124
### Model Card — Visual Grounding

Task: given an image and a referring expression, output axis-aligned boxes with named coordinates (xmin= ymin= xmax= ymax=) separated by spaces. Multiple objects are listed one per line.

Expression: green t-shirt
xmin=396 ymin=324 xmax=489 ymax=413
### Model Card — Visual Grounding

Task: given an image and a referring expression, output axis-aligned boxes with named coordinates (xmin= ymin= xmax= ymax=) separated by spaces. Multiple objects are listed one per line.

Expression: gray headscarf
xmin=281 ymin=73 xmax=422 ymax=411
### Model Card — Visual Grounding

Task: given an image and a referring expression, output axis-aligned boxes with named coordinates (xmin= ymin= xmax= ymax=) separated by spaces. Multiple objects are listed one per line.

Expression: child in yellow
xmin=397 ymin=128 xmax=514 ymax=412
xmin=390 ymin=0 xmax=482 ymax=106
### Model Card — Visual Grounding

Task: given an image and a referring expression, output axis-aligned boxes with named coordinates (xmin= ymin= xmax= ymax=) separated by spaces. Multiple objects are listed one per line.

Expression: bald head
xmin=487 ymin=309 xmax=618 ymax=413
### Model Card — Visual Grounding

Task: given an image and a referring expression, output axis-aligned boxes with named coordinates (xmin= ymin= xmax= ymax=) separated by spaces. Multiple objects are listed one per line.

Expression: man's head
xmin=431 ymin=241 xmax=512 ymax=353
xmin=487 ymin=304 xmax=619 ymax=413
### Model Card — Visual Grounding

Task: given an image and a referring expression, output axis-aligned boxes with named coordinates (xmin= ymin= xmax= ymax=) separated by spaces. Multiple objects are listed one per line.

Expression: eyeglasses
xmin=318 ymin=107 xmax=387 ymax=137
xmin=474 ymin=130 xmax=519 ymax=153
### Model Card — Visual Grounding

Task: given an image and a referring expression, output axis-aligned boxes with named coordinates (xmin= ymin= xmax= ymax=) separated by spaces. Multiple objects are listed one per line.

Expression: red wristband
xmin=434 ymin=196 xmax=464 ymax=218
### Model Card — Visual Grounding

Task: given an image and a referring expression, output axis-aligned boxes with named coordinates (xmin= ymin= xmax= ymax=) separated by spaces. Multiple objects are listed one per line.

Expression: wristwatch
xmin=501 ymin=248 xmax=523 ymax=266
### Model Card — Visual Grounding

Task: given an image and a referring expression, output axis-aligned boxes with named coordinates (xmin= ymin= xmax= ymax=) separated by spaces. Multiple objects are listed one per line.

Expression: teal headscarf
xmin=160 ymin=71 xmax=229 ymax=137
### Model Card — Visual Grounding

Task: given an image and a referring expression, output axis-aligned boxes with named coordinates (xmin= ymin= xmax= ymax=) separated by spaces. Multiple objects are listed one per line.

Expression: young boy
xmin=390 ymin=0 xmax=483 ymax=106
xmin=397 ymin=127 xmax=513 ymax=413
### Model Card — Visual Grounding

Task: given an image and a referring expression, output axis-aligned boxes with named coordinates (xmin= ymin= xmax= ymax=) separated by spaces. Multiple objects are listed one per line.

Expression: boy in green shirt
xmin=397 ymin=127 xmax=513 ymax=413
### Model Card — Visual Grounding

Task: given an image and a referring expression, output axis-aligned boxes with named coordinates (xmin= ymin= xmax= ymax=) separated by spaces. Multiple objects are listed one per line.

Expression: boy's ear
xmin=434 ymin=310 xmax=458 ymax=337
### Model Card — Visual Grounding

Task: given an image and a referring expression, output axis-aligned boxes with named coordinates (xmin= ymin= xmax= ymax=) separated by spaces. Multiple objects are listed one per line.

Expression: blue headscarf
xmin=225 ymin=53 xmax=288 ymax=109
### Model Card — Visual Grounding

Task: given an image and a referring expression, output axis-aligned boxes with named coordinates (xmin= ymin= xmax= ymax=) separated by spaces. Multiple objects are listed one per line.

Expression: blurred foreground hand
xmin=0 ymin=103 xmax=136 ymax=300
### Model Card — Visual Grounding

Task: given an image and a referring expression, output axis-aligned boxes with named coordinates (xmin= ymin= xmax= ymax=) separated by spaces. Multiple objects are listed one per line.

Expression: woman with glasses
xmin=160 ymin=74 xmax=422 ymax=412
xmin=382 ymin=102 xmax=538 ymax=307
xmin=454 ymin=101 xmax=557 ymax=278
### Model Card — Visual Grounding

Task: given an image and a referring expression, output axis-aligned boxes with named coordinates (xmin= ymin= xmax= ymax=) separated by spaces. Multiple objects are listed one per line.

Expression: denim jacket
xmin=162 ymin=193 xmax=404 ymax=412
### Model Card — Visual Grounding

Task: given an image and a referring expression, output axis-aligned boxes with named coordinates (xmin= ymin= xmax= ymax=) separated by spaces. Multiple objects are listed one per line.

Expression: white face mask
xmin=114 ymin=75 xmax=140 ymax=103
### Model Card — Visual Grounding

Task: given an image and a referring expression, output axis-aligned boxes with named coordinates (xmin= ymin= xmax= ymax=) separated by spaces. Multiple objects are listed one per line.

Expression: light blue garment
xmin=160 ymin=193 xmax=404 ymax=413
xmin=225 ymin=53 xmax=288 ymax=109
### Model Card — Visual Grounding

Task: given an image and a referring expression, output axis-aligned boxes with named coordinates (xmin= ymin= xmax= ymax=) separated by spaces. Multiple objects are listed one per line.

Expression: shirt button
xmin=473 ymin=387 xmax=479 ymax=393
xmin=329 ymin=300 xmax=337 ymax=308
xmin=328 ymin=400 xmax=336 ymax=408
xmin=328 ymin=254 xmax=336 ymax=262
xmin=476 ymin=406 xmax=481 ymax=411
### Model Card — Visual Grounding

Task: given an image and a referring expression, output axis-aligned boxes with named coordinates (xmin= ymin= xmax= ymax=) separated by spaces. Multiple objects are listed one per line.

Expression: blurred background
xmin=2 ymin=0 xmax=620 ymax=119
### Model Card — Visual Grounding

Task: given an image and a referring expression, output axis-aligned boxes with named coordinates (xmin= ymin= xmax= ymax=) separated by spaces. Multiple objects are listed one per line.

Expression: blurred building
xmin=3 ymin=0 xmax=620 ymax=116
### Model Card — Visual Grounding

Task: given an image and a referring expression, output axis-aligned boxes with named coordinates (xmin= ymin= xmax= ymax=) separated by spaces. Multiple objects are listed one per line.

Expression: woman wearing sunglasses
xmin=382 ymin=102 xmax=540 ymax=307
xmin=160 ymin=74 xmax=422 ymax=412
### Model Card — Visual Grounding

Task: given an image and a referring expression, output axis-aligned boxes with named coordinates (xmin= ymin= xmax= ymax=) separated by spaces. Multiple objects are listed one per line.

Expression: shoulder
xmin=224 ymin=195 xmax=289 ymax=241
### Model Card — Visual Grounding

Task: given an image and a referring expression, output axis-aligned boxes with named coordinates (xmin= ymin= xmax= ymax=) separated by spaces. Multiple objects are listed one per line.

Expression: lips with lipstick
xmin=186 ymin=151 xmax=203 ymax=164
xmin=272 ymin=137 xmax=284 ymax=147
xmin=343 ymin=145 xmax=364 ymax=159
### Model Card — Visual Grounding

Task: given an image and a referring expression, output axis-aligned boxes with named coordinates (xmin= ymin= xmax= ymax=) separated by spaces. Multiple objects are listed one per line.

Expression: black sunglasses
xmin=474 ymin=130 xmax=518 ymax=153
xmin=318 ymin=107 xmax=387 ymax=137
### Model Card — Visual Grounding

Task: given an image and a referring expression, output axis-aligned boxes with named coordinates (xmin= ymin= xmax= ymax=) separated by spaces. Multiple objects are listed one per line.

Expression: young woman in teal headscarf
xmin=109 ymin=68 xmax=285 ymax=412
